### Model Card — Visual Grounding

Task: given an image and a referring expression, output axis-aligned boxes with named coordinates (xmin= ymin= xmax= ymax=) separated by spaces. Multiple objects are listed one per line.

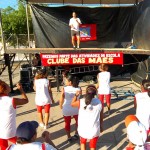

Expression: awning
xmin=27 ymin=0 xmax=143 ymax=5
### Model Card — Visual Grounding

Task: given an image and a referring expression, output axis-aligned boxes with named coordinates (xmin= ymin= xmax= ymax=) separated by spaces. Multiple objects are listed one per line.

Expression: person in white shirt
xmin=69 ymin=12 xmax=82 ymax=49
xmin=97 ymin=64 xmax=111 ymax=115
xmin=59 ymin=75 xmax=82 ymax=143
xmin=124 ymin=115 xmax=148 ymax=150
xmin=134 ymin=79 xmax=150 ymax=139
xmin=71 ymin=85 xmax=103 ymax=150
xmin=34 ymin=69 xmax=54 ymax=130
xmin=7 ymin=121 xmax=57 ymax=150
xmin=0 ymin=80 xmax=28 ymax=150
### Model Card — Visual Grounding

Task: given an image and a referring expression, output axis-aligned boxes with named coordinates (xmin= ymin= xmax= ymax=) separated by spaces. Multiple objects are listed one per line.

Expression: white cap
xmin=127 ymin=121 xmax=147 ymax=147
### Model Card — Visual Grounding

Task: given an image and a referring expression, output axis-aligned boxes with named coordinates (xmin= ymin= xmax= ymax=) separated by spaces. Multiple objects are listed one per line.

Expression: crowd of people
xmin=0 ymin=64 xmax=150 ymax=150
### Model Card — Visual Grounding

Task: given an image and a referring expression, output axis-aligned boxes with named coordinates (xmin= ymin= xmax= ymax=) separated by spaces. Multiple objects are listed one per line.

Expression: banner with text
xmin=80 ymin=24 xmax=97 ymax=41
xmin=41 ymin=53 xmax=123 ymax=66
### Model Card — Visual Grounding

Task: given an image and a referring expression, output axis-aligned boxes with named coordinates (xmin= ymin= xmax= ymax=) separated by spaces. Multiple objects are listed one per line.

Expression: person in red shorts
xmin=124 ymin=115 xmax=149 ymax=150
xmin=134 ymin=79 xmax=150 ymax=139
xmin=71 ymin=85 xmax=103 ymax=150
xmin=59 ymin=75 xmax=82 ymax=143
xmin=7 ymin=121 xmax=57 ymax=150
xmin=34 ymin=69 xmax=54 ymax=130
xmin=0 ymin=80 xmax=28 ymax=150
xmin=97 ymin=64 xmax=111 ymax=115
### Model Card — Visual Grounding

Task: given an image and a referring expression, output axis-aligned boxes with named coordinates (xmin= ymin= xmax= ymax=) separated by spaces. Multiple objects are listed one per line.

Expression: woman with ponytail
xmin=59 ymin=75 xmax=81 ymax=143
xmin=71 ymin=85 xmax=103 ymax=150
xmin=134 ymin=79 xmax=150 ymax=138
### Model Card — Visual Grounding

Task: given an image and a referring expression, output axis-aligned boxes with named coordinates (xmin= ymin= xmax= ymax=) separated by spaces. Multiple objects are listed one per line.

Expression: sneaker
xmin=106 ymin=110 xmax=111 ymax=115
xmin=43 ymin=125 xmax=47 ymax=130
xmin=67 ymin=137 xmax=72 ymax=144
xmin=73 ymin=46 xmax=76 ymax=49
xmin=106 ymin=106 xmax=111 ymax=115
xmin=39 ymin=123 xmax=44 ymax=128
xmin=76 ymin=46 xmax=80 ymax=49
xmin=72 ymin=134 xmax=79 ymax=140
xmin=44 ymin=124 xmax=50 ymax=130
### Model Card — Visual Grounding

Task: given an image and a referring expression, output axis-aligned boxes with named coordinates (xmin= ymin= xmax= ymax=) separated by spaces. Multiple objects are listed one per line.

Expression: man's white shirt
xmin=69 ymin=18 xmax=81 ymax=31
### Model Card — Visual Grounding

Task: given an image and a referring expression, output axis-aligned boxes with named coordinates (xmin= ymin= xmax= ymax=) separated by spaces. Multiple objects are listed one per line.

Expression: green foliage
xmin=1 ymin=1 xmax=33 ymax=47
xmin=1 ymin=1 xmax=33 ymax=35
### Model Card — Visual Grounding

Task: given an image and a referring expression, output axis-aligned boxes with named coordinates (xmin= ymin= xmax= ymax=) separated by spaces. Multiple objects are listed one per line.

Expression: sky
xmin=0 ymin=0 xmax=18 ymax=9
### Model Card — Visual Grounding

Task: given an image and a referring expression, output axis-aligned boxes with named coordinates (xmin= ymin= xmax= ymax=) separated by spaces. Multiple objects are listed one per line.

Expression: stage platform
xmin=6 ymin=48 xmax=150 ymax=55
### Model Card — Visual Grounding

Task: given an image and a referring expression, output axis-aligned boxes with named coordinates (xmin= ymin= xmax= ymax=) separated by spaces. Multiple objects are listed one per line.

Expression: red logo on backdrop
xmin=79 ymin=24 xmax=97 ymax=41
xmin=41 ymin=53 xmax=123 ymax=66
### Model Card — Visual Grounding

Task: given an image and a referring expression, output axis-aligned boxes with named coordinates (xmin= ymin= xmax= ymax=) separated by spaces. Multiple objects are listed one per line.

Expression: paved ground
xmin=0 ymin=66 xmax=140 ymax=150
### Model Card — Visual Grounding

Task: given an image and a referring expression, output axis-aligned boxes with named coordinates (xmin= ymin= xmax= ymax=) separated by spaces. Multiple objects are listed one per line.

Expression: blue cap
xmin=16 ymin=121 xmax=39 ymax=141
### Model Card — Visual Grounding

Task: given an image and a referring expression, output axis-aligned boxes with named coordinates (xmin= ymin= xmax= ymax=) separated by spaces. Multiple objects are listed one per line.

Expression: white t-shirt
xmin=124 ymin=142 xmax=150 ymax=150
xmin=69 ymin=18 xmax=81 ymax=31
xmin=0 ymin=96 xmax=16 ymax=139
xmin=97 ymin=72 xmax=111 ymax=94
xmin=78 ymin=98 xmax=102 ymax=139
xmin=35 ymin=78 xmax=52 ymax=106
xmin=135 ymin=92 xmax=150 ymax=130
xmin=7 ymin=142 xmax=57 ymax=150
xmin=62 ymin=86 xmax=81 ymax=116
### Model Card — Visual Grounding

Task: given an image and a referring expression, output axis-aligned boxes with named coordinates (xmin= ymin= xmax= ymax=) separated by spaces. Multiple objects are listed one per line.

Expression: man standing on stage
xmin=69 ymin=12 xmax=82 ymax=49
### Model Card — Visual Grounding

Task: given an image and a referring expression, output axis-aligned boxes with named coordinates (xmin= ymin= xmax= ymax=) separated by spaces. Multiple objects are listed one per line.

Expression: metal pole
xmin=4 ymin=54 xmax=14 ymax=92
xmin=56 ymin=66 xmax=60 ymax=92
xmin=26 ymin=3 xmax=30 ymax=47
xmin=0 ymin=9 xmax=6 ymax=53
xmin=26 ymin=3 xmax=32 ymax=64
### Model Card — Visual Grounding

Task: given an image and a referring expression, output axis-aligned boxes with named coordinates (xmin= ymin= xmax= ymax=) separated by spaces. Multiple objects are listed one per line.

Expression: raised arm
xmin=134 ymin=96 xmax=137 ymax=109
xmin=13 ymin=83 xmax=28 ymax=106
xmin=33 ymin=79 xmax=36 ymax=91
xmin=76 ymin=18 xmax=82 ymax=25
xmin=96 ymin=74 xmax=99 ymax=89
xmin=42 ymin=131 xmax=58 ymax=150
xmin=71 ymin=91 xmax=80 ymax=108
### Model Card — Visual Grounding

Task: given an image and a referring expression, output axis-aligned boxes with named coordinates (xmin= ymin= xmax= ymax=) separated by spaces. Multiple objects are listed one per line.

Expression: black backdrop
xmin=31 ymin=2 xmax=150 ymax=83
xmin=31 ymin=5 xmax=137 ymax=48
xmin=131 ymin=0 xmax=150 ymax=84
xmin=134 ymin=0 xmax=150 ymax=48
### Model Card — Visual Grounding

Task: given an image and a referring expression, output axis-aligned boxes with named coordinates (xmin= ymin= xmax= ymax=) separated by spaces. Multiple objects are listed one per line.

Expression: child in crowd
xmin=0 ymin=80 xmax=28 ymax=150
xmin=7 ymin=121 xmax=57 ymax=150
xmin=59 ymin=75 xmax=81 ymax=143
xmin=97 ymin=64 xmax=111 ymax=115
xmin=61 ymin=70 xmax=69 ymax=86
xmin=34 ymin=69 xmax=54 ymax=130
xmin=134 ymin=79 xmax=150 ymax=138
xmin=71 ymin=85 xmax=103 ymax=150
xmin=124 ymin=115 xmax=150 ymax=150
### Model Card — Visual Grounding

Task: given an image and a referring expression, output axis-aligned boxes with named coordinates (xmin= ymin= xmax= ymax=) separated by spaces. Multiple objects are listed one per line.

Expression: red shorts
xmin=80 ymin=136 xmax=99 ymax=148
xmin=36 ymin=104 xmax=50 ymax=113
xmin=63 ymin=115 xmax=78 ymax=131
xmin=0 ymin=137 xmax=16 ymax=150
xmin=98 ymin=94 xmax=111 ymax=107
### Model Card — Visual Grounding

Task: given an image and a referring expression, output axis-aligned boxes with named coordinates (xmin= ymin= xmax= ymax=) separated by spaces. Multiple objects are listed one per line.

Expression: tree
xmin=2 ymin=2 xmax=33 ymax=34
xmin=1 ymin=1 xmax=33 ymax=46
xmin=1 ymin=0 xmax=48 ymax=47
